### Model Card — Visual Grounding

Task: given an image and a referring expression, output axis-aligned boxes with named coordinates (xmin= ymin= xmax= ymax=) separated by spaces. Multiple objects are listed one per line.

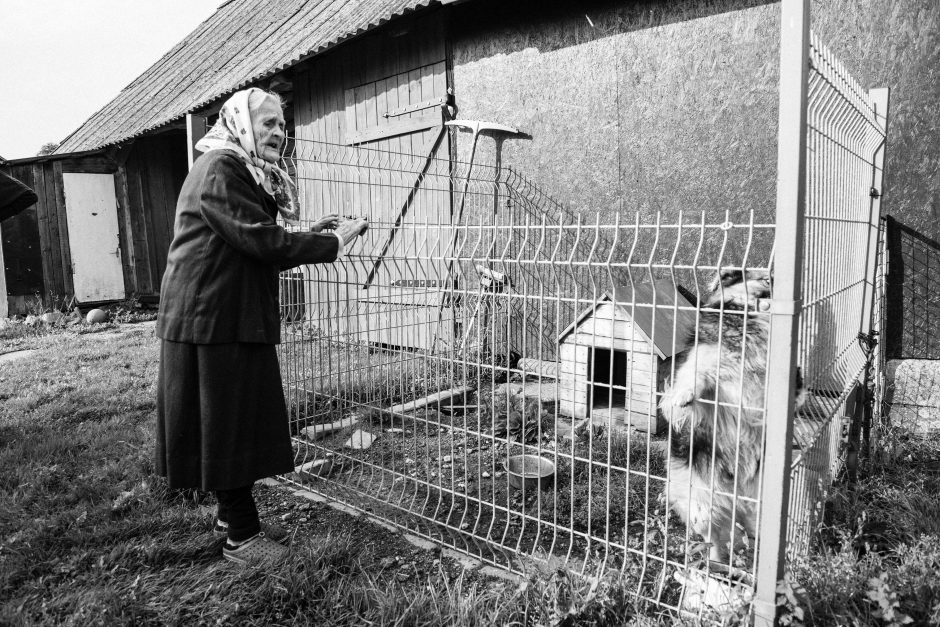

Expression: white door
xmin=62 ymin=173 xmax=125 ymax=302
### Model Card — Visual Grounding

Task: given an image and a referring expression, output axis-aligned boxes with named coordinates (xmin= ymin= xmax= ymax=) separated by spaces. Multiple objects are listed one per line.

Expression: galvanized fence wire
xmin=785 ymin=33 xmax=887 ymax=557
xmin=275 ymin=130 xmax=790 ymax=618
xmin=877 ymin=216 xmax=940 ymax=438
xmin=274 ymin=34 xmax=885 ymax=617
xmin=882 ymin=216 xmax=940 ymax=361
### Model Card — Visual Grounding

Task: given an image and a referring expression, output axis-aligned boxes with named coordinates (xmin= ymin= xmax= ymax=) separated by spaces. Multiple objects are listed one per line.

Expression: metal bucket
xmin=505 ymin=454 xmax=555 ymax=491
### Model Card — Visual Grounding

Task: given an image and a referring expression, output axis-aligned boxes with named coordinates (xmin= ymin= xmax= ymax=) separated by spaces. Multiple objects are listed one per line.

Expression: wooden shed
xmin=556 ymin=281 xmax=695 ymax=432
xmin=1 ymin=135 xmax=187 ymax=314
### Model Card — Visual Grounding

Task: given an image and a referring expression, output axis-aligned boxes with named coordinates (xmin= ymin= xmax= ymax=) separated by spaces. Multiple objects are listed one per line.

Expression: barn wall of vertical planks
xmin=0 ymin=131 xmax=187 ymax=313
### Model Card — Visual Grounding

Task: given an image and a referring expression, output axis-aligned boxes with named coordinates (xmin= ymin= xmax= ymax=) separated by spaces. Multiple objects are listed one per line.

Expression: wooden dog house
xmin=557 ymin=280 xmax=696 ymax=432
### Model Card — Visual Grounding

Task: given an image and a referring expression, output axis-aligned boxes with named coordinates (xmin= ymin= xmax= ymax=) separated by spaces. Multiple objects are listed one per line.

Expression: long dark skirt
xmin=156 ymin=339 xmax=294 ymax=490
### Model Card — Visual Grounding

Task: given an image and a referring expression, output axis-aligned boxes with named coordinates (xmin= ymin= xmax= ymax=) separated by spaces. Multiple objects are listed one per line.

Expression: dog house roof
xmin=557 ymin=280 xmax=696 ymax=359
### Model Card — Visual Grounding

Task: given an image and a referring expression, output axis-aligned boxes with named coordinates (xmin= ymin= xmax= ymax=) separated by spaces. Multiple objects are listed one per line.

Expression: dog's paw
xmin=671 ymin=388 xmax=696 ymax=407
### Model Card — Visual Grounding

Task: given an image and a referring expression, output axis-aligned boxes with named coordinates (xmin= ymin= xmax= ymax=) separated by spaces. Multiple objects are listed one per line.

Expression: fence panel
xmin=280 ymin=133 xmax=779 ymax=618
xmin=275 ymin=27 xmax=888 ymax=624
xmin=785 ymin=33 xmax=889 ymax=557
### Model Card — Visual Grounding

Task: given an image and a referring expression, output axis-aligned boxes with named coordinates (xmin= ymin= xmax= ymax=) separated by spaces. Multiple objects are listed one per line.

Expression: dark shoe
xmin=214 ymin=519 xmax=288 ymax=542
xmin=222 ymin=533 xmax=288 ymax=566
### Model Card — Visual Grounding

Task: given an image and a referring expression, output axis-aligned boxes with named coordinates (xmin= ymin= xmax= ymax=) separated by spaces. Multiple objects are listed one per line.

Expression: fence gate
xmin=278 ymin=1 xmax=889 ymax=623
xmin=782 ymin=34 xmax=890 ymax=559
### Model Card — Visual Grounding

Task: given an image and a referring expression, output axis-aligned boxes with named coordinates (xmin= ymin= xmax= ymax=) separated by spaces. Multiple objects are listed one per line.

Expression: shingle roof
xmin=56 ymin=0 xmax=440 ymax=154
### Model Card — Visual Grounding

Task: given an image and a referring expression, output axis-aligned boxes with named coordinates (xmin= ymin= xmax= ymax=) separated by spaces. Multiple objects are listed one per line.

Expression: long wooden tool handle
xmin=361 ymin=126 xmax=447 ymax=290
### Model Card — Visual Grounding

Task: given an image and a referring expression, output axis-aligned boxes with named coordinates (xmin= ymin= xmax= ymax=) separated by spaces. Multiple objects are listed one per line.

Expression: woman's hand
xmin=335 ymin=217 xmax=369 ymax=248
xmin=310 ymin=214 xmax=340 ymax=233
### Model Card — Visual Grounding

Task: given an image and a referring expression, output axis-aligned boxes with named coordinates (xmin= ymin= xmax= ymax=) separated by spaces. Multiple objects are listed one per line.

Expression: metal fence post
xmin=882 ymin=215 xmax=902 ymax=359
xmin=753 ymin=0 xmax=809 ymax=624
xmin=861 ymin=89 xmax=890 ymax=340
xmin=861 ymin=88 xmax=890 ymax=459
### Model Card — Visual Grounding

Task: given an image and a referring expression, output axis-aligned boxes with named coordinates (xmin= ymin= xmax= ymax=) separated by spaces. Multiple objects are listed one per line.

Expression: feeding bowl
xmin=504 ymin=454 xmax=555 ymax=491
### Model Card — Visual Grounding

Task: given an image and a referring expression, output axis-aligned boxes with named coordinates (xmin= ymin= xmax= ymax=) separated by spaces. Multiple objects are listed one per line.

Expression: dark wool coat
xmin=155 ymin=150 xmax=339 ymax=490
xmin=157 ymin=150 xmax=338 ymax=344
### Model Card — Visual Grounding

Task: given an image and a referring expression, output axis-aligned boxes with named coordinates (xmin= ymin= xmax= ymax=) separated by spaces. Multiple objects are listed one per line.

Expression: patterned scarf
xmin=195 ymin=88 xmax=299 ymax=224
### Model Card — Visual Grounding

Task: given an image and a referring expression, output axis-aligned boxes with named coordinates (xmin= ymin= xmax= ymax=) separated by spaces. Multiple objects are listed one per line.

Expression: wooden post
xmin=0 ymin=222 xmax=7 ymax=318
xmin=882 ymin=215 xmax=903 ymax=358
xmin=186 ymin=113 xmax=208 ymax=170
xmin=753 ymin=0 xmax=809 ymax=624
xmin=860 ymin=87 xmax=890 ymax=461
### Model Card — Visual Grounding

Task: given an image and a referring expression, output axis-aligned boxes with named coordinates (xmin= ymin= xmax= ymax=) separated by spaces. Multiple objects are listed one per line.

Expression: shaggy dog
xmin=660 ymin=269 xmax=804 ymax=563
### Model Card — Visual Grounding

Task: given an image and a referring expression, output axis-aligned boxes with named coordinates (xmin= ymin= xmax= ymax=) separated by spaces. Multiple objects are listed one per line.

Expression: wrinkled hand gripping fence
xmin=276 ymin=18 xmax=888 ymax=626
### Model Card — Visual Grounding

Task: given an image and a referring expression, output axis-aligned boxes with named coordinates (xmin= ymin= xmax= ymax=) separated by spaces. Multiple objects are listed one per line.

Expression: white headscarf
xmin=195 ymin=88 xmax=299 ymax=224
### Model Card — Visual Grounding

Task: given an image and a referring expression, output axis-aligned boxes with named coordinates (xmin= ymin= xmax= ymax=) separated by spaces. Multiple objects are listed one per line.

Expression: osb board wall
xmin=808 ymin=0 xmax=940 ymax=244
xmin=449 ymin=0 xmax=939 ymax=271
xmin=444 ymin=0 xmax=781 ymax=361
xmin=811 ymin=0 xmax=940 ymax=359
xmin=450 ymin=0 xmax=780 ymax=228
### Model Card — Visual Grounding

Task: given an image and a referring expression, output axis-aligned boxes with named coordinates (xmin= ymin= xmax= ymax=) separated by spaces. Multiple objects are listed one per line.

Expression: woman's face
xmin=251 ymin=97 xmax=285 ymax=163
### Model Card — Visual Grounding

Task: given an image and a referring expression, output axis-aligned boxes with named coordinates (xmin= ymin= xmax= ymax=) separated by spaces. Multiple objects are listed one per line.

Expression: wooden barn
xmin=556 ymin=281 xmax=695 ymax=432
xmin=0 ymin=138 xmax=186 ymax=314
xmin=2 ymin=0 xmax=933 ymax=326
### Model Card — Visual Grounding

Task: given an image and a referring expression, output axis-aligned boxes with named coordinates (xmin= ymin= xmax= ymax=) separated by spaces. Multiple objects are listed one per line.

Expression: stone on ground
xmin=344 ymin=429 xmax=377 ymax=450
xmin=85 ymin=309 xmax=109 ymax=324
xmin=301 ymin=416 xmax=359 ymax=440
xmin=296 ymin=458 xmax=336 ymax=478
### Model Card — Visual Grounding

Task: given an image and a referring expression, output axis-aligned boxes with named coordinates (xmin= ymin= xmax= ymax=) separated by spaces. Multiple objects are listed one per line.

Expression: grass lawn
xmin=1 ymin=322 xmax=939 ymax=625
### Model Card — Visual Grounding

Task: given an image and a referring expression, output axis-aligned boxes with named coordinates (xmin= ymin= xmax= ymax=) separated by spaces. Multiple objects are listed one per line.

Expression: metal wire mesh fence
xmin=279 ymin=134 xmax=778 ymax=612
xmin=878 ymin=215 xmax=940 ymax=436
xmin=883 ymin=216 xmax=940 ymax=361
xmin=274 ymin=19 xmax=888 ymax=623
xmin=784 ymin=33 xmax=888 ymax=557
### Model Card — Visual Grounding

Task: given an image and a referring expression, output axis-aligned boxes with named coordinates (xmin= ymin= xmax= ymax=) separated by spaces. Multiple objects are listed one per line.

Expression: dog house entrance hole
xmin=589 ymin=347 xmax=629 ymax=410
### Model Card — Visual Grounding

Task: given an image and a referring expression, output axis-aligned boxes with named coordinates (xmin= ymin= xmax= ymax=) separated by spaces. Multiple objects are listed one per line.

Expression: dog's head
xmin=704 ymin=268 xmax=772 ymax=309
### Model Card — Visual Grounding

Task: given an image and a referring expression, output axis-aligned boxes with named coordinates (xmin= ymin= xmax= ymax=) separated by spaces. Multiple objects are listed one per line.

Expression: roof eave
xmin=3 ymin=147 xmax=111 ymax=166
xmin=55 ymin=0 xmax=446 ymax=155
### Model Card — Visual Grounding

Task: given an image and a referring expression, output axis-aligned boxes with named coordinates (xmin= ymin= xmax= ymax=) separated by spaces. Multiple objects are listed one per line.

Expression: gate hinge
xmin=857 ymin=330 xmax=879 ymax=353
xmin=870 ymin=187 xmax=881 ymax=198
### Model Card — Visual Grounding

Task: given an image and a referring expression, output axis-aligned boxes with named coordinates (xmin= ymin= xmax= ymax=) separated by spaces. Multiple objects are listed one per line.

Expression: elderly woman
xmin=155 ymin=88 xmax=366 ymax=565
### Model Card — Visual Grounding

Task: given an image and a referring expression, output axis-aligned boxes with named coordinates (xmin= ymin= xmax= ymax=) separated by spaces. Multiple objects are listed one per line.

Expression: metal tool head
xmin=445 ymin=120 xmax=520 ymax=135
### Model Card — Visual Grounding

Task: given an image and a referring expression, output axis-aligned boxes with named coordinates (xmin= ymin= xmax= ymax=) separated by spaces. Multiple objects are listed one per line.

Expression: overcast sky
xmin=0 ymin=0 xmax=221 ymax=160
